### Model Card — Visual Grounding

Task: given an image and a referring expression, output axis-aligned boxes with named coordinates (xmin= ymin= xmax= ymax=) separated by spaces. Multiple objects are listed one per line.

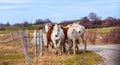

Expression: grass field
xmin=86 ymin=27 xmax=117 ymax=35
xmin=0 ymin=35 xmax=105 ymax=65
xmin=0 ymin=42 xmax=105 ymax=65
xmin=0 ymin=26 xmax=117 ymax=34
xmin=0 ymin=33 xmax=105 ymax=65
xmin=1 ymin=26 xmax=119 ymax=65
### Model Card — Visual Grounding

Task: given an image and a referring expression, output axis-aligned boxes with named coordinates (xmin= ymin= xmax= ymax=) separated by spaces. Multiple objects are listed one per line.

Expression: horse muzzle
xmin=55 ymin=35 xmax=58 ymax=37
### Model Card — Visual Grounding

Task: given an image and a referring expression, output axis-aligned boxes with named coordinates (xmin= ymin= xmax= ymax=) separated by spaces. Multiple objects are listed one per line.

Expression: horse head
xmin=45 ymin=23 xmax=52 ymax=33
xmin=71 ymin=22 xmax=85 ymax=35
xmin=52 ymin=24 xmax=61 ymax=37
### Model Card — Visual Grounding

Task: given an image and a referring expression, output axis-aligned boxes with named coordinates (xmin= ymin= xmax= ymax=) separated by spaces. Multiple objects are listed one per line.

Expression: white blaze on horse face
xmin=45 ymin=23 xmax=52 ymax=33
xmin=53 ymin=24 xmax=60 ymax=37
xmin=45 ymin=24 xmax=49 ymax=33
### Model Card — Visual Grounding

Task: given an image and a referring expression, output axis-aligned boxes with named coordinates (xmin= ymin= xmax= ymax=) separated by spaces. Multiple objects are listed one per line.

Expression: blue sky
xmin=0 ymin=0 xmax=120 ymax=24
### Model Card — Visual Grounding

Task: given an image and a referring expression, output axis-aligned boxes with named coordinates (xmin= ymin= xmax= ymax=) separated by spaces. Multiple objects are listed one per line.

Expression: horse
xmin=60 ymin=25 xmax=69 ymax=52
xmin=51 ymin=24 xmax=65 ymax=55
xmin=45 ymin=23 xmax=52 ymax=33
xmin=67 ymin=22 xmax=86 ymax=54
xmin=46 ymin=24 xmax=54 ymax=49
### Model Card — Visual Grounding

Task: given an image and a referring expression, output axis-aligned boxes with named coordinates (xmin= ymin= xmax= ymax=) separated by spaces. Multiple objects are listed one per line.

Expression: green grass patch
xmin=61 ymin=50 xmax=104 ymax=65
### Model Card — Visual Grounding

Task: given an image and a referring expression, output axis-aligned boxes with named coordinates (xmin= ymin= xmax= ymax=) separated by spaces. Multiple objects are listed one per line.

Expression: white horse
xmin=51 ymin=24 xmax=65 ymax=55
xmin=67 ymin=22 xmax=86 ymax=54
xmin=45 ymin=23 xmax=52 ymax=33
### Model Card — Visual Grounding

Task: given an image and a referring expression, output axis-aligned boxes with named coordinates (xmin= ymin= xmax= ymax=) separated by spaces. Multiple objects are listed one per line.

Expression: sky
xmin=0 ymin=0 xmax=120 ymax=24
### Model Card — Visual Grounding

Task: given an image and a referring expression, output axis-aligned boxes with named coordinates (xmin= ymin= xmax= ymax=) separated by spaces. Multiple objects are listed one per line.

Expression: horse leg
xmin=73 ymin=39 xmax=76 ymax=54
xmin=67 ymin=40 xmax=72 ymax=54
xmin=76 ymin=39 xmax=79 ymax=50
xmin=62 ymin=40 xmax=66 ymax=52
xmin=52 ymin=40 xmax=57 ymax=54
xmin=46 ymin=40 xmax=49 ymax=48
xmin=81 ymin=34 xmax=87 ymax=52
xmin=57 ymin=40 xmax=62 ymax=55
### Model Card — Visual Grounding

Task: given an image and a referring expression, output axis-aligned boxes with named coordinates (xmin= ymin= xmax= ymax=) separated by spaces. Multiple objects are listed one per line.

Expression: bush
xmin=102 ymin=27 xmax=120 ymax=44
xmin=86 ymin=29 xmax=98 ymax=45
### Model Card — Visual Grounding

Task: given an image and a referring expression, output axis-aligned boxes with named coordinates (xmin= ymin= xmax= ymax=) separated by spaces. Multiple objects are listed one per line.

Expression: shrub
xmin=86 ymin=29 xmax=97 ymax=45
xmin=102 ymin=27 xmax=120 ymax=44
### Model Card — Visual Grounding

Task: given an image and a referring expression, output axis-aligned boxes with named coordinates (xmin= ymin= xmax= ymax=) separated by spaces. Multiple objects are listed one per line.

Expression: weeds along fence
xmin=0 ymin=29 xmax=45 ymax=65
xmin=0 ymin=27 xmax=118 ymax=65
xmin=19 ymin=29 xmax=44 ymax=65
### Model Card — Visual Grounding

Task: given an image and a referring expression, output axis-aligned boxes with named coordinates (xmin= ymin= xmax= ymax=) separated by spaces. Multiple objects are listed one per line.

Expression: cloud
xmin=0 ymin=5 xmax=29 ymax=10
xmin=0 ymin=0 xmax=31 ymax=3
xmin=0 ymin=6 xmax=15 ymax=10
xmin=0 ymin=0 xmax=31 ymax=10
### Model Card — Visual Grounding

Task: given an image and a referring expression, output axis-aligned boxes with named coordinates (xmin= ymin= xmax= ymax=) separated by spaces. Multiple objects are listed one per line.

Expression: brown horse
xmin=60 ymin=26 xmax=69 ymax=52
xmin=46 ymin=24 xmax=54 ymax=48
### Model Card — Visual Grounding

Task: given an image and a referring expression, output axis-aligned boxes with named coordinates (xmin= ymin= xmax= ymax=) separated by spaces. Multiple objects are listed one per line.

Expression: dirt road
xmin=79 ymin=44 xmax=120 ymax=65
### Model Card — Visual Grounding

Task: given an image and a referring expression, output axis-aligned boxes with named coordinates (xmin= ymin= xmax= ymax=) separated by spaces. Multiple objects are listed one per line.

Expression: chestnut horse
xmin=46 ymin=24 xmax=54 ymax=48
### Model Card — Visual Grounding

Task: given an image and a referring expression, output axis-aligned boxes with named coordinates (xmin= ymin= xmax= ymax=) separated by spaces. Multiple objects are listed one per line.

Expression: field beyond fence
xmin=0 ymin=26 xmax=119 ymax=65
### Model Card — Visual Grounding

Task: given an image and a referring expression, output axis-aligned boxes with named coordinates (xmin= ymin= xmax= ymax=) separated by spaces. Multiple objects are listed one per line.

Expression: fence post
xmin=38 ymin=30 xmax=40 ymax=50
xmin=27 ymin=30 xmax=30 ymax=48
xmin=10 ymin=30 xmax=15 ymax=45
xmin=34 ymin=29 xmax=38 ymax=62
xmin=16 ymin=31 xmax=20 ymax=46
xmin=39 ymin=29 xmax=44 ymax=57
xmin=19 ymin=30 xmax=31 ymax=65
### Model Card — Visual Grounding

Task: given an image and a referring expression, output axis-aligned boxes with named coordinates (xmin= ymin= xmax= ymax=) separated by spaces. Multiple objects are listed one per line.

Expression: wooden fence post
xmin=27 ymin=30 xmax=30 ymax=48
xmin=39 ymin=29 xmax=43 ymax=57
xmin=18 ymin=31 xmax=22 ymax=47
xmin=34 ymin=29 xmax=38 ymax=62
xmin=10 ymin=30 xmax=15 ymax=45
xmin=38 ymin=30 xmax=40 ymax=51
xmin=19 ymin=30 xmax=31 ymax=65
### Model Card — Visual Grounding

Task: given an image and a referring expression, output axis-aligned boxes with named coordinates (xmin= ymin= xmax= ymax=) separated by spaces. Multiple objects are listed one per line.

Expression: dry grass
xmin=1 ymin=27 xmax=115 ymax=65
xmin=102 ymin=27 xmax=120 ymax=44
xmin=0 ymin=42 xmax=104 ymax=65
xmin=85 ymin=26 xmax=120 ymax=45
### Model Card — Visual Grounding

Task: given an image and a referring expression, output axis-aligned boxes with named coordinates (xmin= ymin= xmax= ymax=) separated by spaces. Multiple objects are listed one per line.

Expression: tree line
xmin=0 ymin=12 xmax=120 ymax=30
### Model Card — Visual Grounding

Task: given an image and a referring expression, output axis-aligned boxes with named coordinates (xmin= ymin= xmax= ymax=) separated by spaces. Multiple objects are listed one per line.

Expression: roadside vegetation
xmin=0 ymin=42 xmax=104 ymax=65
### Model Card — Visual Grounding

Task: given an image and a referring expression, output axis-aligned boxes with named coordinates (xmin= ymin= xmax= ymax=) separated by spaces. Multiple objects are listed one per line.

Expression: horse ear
xmin=76 ymin=21 xmax=80 ymax=24
xmin=72 ymin=22 xmax=75 ymax=26
xmin=58 ymin=25 xmax=61 ymax=28
xmin=49 ymin=23 xmax=52 ymax=26
xmin=55 ymin=24 xmax=57 ymax=26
